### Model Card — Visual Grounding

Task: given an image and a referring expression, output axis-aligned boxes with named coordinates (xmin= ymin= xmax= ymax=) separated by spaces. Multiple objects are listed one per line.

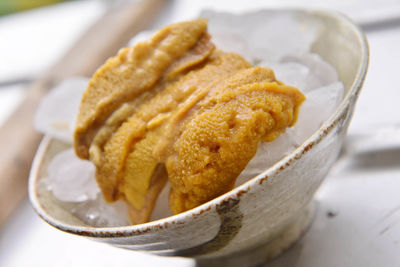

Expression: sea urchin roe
xmin=165 ymin=67 xmax=305 ymax=214
xmin=74 ymin=18 xmax=211 ymax=159
xmin=74 ymin=18 xmax=305 ymax=225
xmin=97 ymin=52 xmax=250 ymax=223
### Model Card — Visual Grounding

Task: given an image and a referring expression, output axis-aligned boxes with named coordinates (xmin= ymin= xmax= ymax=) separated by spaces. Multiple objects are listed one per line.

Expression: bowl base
xmin=194 ymin=201 xmax=315 ymax=267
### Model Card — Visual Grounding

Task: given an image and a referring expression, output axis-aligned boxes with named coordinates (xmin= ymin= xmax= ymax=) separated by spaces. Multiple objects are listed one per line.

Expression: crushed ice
xmin=45 ymin=148 xmax=98 ymax=202
xmin=71 ymin=194 xmax=130 ymax=227
xmin=34 ymin=77 xmax=88 ymax=144
xmin=34 ymin=10 xmax=344 ymax=227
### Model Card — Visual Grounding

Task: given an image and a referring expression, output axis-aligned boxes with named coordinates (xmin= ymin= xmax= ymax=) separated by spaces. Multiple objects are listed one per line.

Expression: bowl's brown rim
xmin=29 ymin=8 xmax=369 ymax=238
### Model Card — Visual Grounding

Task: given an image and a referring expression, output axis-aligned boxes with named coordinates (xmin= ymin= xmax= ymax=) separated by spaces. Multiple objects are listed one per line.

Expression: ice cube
xmin=46 ymin=148 xmax=98 ymax=202
xmin=259 ymin=61 xmax=310 ymax=91
xmin=292 ymin=81 xmax=344 ymax=145
xmin=72 ymin=194 xmax=130 ymax=227
xmin=46 ymin=148 xmax=130 ymax=226
xmin=282 ymin=53 xmax=339 ymax=91
xmin=34 ymin=77 xmax=89 ymax=143
xmin=237 ymin=130 xmax=297 ymax=186
xmin=203 ymin=10 xmax=318 ymax=62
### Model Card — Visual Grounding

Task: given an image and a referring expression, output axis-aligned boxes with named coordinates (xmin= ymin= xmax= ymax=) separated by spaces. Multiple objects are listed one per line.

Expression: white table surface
xmin=1 ymin=0 xmax=400 ymax=266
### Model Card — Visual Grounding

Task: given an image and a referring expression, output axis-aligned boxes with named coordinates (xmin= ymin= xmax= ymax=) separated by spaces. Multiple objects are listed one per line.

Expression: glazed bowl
xmin=29 ymin=8 xmax=368 ymax=266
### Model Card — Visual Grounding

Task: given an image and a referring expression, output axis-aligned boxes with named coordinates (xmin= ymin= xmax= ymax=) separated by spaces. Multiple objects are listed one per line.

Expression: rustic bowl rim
xmin=29 ymin=7 xmax=369 ymax=238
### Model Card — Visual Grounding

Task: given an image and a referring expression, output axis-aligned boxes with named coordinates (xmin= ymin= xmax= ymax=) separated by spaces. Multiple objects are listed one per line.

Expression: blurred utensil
xmin=0 ymin=0 xmax=165 ymax=227
xmin=0 ymin=77 xmax=34 ymax=87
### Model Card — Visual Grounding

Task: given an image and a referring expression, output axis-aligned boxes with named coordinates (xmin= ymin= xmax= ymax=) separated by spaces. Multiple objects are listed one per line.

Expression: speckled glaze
xmin=29 ymin=8 xmax=368 ymax=266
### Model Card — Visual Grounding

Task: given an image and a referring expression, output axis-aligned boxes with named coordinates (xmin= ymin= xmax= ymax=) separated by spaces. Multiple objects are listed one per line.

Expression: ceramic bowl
xmin=29 ymin=8 xmax=368 ymax=267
